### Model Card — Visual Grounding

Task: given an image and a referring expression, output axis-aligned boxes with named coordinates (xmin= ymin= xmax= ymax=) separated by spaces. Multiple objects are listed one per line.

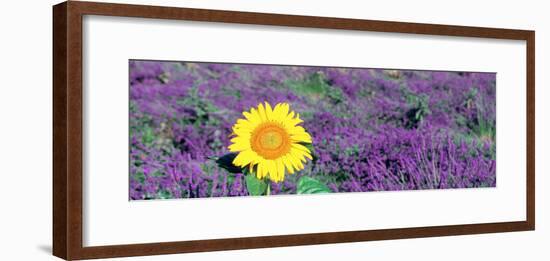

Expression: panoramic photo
xmin=129 ymin=60 xmax=496 ymax=200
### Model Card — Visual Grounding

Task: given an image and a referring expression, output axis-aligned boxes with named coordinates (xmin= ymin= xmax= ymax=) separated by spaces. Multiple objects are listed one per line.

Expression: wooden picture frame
xmin=53 ymin=1 xmax=535 ymax=260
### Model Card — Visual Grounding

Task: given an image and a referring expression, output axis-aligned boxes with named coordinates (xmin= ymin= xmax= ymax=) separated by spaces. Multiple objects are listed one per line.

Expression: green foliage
xmin=129 ymin=101 xmax=139 ymax=114
xmin=157 ymin=190 xmax=172 ymax=199
xmin=157 ymin=72 xmax=171 ymax=84
xmin=142 ymin=125 xmax=156 ymax=145
xmin=223 ymin=88 xmax=242 ymax=99
xmin=130 ymin=101 xmax=157 ymax=146
xmin=407 ymin=93 xmax=431 ymax=121
xmin=245 ymin=174 xmax=268 ymax=196
xmin=472 ymin=102 xmax=496 ymax=142
xmin=177 ymin=86 xmax=221 ymax=127
xmin=344 ymin=144 xmax=360 ymax=157
xmin=297 ymin=176 xmax=331 ymax=194
xmin=151 ymin=170 xmax=165 ymax=177
xmin=286 ymin=72 xmax=344 ymax=104
xmin=465 ymin=87 xmax=478 ymax=101
xmin=133 ymin=171 xmax=145 ymax=183
xmin=458 ymin=86 xmax=496 ymax=158
xmin=403 ymin=92 xmax=431 ymax=128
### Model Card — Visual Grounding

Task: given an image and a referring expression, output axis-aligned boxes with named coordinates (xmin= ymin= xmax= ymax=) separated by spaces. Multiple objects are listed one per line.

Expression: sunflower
xmin=228 ymin=102 xmax=313 ymax=182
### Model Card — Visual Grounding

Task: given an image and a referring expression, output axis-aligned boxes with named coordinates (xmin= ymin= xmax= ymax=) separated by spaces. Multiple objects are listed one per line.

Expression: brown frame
xmin=53 ymin=1 xmax=535 ymax=260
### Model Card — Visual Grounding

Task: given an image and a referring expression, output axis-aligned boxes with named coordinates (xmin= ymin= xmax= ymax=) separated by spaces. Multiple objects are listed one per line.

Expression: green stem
xmin=266 ymin=182 xmax=271 ymax=196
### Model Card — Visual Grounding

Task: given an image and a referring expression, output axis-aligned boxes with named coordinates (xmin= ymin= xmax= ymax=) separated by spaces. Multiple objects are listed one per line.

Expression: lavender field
xmin=129 ymin=60 xmax=496 ymax=200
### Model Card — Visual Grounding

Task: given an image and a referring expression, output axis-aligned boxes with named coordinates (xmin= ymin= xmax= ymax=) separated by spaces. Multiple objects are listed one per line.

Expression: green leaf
xmin=142 ymin=125 xmax=155 ymax=145
xmin=157 ymin=190 xmax=172 ymax=199
xmin=133 ymin=171 xmax=145 ymax=184
xmin=297 ymin=176 xmax=331 ymax=194
xmin=213 ymin=153 xmax=242 ymax=173
xmin=245 ymin=174 xmax=267 ymax=196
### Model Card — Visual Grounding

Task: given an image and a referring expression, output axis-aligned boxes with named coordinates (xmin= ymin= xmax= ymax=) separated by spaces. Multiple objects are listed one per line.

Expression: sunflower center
xmin=251 ymin=122 xmax=291 ymax=160
xmin=259 ymin=130 xmax=283 ymax=149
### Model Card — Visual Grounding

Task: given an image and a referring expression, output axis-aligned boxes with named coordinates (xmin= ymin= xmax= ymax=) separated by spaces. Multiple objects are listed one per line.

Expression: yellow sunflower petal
xmin=229 ymin=141 xmax=250 ymax=152
xmin=290 ymin=148 xmax=308 ymax=164
xmin=257 ymin=103 xmax=267 ymax=122
xmin=288 ymin=110 xmax=295 ymax=117
xmin=264 ymin=102 xmax=273 ymax=121
xmin=271 ymin=103 xmax=281 ymax=122
xmin=276 ymin=159 xmax=285 ymax=182
xmin=288 ymin=126 xmax=307 ymax=134
xmin=281 ymin=155 xmax=295 ymax=174
xmin=246 ymin=108 xmax=262 ymax=128
xmin=243 ymin=110 xmax=256 ymax=123
xmin=232 ymin=128 xmax=250 ymax=136
xmin=272 ymin=103 xmax=289 ymax=123
xmin=279 ymin=103 xmax=290 ymax=118
xmin=291 ymin=133 xmax=312 ymax=143
xmin=287 ymin=153 xmax=303 ymax=171
xmin=291 ymin=143 xmax=311 ymax=153
xmin=266 ymin=159 xmax=277 ymax=181
xmin=289 ymin=126 xmax=312 ymax=142
xmin=230 ymin=136 xmax=251 ymax=147
xmin=236 ymin=118 xmax=250 ymax=126
xmin=287 ymin=116 xmax=303 ymax=127
xmin=297 ymin=150 xmax=312 ymax=162
xmin=232 ymin=149 xmax=256 ymax=167
xmin=256 ymin=160 xmax=265 ymax=179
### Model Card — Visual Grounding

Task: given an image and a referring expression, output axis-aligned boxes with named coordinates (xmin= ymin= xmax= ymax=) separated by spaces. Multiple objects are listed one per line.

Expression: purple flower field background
xmin=129 ymin=60 xmax=496 ymax=200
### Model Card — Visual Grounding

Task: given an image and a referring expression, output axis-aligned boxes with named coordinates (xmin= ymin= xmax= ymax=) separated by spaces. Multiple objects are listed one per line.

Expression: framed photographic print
xmin=53 ymin=1 xmax=535 ymax=260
